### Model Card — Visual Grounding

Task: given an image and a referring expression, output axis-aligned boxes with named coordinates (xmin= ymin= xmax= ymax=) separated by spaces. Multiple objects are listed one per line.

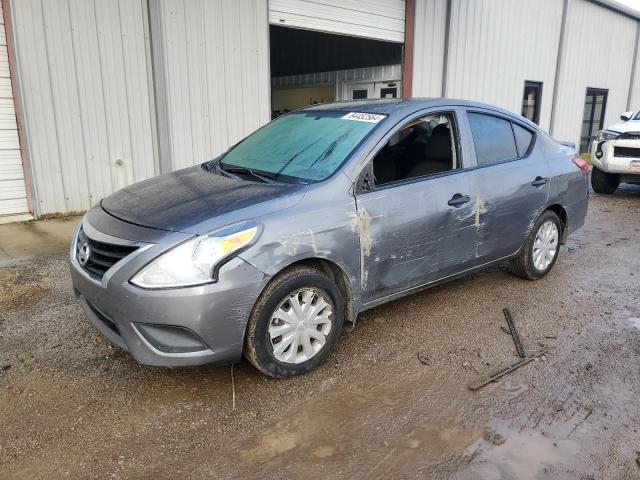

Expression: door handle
xmin=531 ymin=176 xmax=549 ymax=187
xmin=448 ymin=193 xmax=471 ymax=207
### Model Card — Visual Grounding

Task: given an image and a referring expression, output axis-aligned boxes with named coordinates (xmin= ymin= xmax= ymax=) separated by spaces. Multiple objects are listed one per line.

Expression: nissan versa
xmin=70 ymin=99 xmax=589 ymax=377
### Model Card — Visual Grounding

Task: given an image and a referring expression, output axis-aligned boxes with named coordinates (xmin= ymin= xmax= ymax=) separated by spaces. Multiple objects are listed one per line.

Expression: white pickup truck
xmin=590 ymin=110 xmax=640 ymax=194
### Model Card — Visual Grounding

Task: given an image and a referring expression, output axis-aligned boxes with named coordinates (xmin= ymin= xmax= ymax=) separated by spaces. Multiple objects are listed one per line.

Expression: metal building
xmin=0 ymin=0 xmax=638 ymax=222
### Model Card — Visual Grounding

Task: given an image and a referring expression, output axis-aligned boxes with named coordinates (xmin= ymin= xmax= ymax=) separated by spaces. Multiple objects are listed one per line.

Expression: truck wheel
xmin=510 ymin=210 xmax=562 ymax=280
xmin=244 ymin=265 xmax=344 ymax=378
xmin=591 ymin=166 xmax=620 ymax=194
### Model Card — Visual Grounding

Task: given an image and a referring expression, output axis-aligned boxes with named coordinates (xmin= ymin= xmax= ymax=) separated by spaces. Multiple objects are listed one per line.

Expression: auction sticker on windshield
xmin=342 ymin=112 xmax=386 ymax=123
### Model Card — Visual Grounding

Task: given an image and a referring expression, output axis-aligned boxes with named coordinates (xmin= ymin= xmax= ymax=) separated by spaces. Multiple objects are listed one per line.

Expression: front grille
xmin=76 ymin=230 xmax=138 ymax=280
xmin=613 ymin=146 xmax=640 ymax=158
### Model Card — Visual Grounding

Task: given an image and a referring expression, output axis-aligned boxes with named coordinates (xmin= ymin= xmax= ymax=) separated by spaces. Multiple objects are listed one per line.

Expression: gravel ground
xmin=1 ymin=186 xmax=639 ymax=479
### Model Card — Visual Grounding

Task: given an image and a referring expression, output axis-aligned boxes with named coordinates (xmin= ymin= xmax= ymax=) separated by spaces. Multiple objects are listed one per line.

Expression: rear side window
xmin=513 ymin=123 xmax=534 ymax=156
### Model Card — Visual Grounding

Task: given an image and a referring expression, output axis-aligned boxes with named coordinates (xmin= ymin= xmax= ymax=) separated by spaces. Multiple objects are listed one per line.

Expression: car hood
xmin=101 ymin=165 xmax=308 ymax=234
xmin=606 ymin=120 xmax=640 ymax=134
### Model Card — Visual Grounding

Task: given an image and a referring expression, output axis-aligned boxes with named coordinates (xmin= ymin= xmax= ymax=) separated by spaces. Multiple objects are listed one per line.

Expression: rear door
xmin=354 ymin=108 xmax=479 ymax=303
xmin=464 ymin=110 xmax=550 ymax=263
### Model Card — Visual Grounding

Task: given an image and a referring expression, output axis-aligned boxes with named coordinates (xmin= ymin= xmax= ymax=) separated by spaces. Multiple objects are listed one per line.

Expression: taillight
xmin=572 ymin=158 xmax=590 ymax=172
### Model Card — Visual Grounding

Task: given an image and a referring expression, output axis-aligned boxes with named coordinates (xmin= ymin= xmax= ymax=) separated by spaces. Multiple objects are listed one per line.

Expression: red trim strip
xmin=402 ymin=0 xmax=415 ymax=99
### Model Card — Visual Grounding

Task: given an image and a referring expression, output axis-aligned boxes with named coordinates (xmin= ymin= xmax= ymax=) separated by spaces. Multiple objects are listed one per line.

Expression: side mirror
xmin=620 ymin=111 xmax=633 ymax=121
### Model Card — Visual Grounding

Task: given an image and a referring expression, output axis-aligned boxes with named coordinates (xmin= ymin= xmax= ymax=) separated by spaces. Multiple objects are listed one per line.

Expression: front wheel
xmin=243 ymin=265 xmax=344 ymax=378
xmin=509 ymin=211 xmax=562 ymax=280
xmin=591 ymin=166 xmax=620 ymax=194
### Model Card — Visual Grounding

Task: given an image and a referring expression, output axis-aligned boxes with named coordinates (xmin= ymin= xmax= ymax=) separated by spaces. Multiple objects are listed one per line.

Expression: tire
xmin=243 ymin=265 xmax=344 ymax=378
xmin=591 ymin=166 xmax=620 ymax=194
xmin=509 ymin=210 xmax=562 ymax=280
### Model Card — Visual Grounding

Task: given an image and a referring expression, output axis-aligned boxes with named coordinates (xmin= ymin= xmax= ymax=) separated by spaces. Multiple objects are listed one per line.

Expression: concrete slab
xmin=0 ymin=216 xmax=81 ymax=267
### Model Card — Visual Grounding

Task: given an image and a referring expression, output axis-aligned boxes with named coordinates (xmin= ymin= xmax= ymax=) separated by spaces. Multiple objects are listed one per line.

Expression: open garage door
xmin=268 ymin=0 xmax=406 ymax=116
xmin=268 ymin=0 xmax=405 ymax=43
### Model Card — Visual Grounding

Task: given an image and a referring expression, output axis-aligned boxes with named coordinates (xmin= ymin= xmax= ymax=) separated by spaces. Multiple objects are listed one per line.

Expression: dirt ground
xmin=1 ymin=186 xmax=639 ymax=480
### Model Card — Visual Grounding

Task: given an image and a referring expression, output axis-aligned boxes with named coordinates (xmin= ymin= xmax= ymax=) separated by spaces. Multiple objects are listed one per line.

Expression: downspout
xmin=627 ymin=22 xmax=639 ymax=111
xmin=550 ymin=0 xmax=570 ymax=136
xmin=441 ymin=0 xmax=452 ymax=97
xmin=147 ymin=0 xmax=172 ymax=175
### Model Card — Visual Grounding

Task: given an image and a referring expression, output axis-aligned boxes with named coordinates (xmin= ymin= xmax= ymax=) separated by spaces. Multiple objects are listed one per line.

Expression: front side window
xmin=468 ymin=112 xmax=518 ymax=166
xmin=634 ymin=111 xmax=640 ymax=120
xmin=221 ymin=111 xmax=384 ymax=182
xmin=372 ymin=113 xmax=459 ymax=186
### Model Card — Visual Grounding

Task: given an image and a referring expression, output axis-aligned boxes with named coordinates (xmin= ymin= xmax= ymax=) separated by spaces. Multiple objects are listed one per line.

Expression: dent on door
xmin=355 ymin=172 xmax=479 ymax=303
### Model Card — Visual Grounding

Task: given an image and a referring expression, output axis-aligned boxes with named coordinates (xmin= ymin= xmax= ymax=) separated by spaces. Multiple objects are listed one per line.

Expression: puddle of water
xmin=238 ymin=367 xmax=482 ymax=476
xmin=456 ymin=426 xmax=580 ymax=480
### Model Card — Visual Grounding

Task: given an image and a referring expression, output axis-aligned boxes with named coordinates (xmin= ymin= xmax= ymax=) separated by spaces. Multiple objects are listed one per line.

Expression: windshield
xmin=220 ymin=111 xmax=385 ymax=182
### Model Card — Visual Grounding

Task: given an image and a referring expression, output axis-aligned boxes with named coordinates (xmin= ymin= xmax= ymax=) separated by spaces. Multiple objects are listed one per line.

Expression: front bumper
xmin=591 ymin=138 xmax=640 ymax=175
xmin=70 ymin=210 xmax=269 ymax=368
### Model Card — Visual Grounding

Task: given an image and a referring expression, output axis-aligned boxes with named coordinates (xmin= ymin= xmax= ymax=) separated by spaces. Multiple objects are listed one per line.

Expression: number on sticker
xmin=342 ymin=112 xmax=386 ymax=123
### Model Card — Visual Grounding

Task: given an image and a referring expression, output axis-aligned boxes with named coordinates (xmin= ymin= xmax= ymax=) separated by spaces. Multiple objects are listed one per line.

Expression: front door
xmin=354 ymin=110 xmax=479 ymax=303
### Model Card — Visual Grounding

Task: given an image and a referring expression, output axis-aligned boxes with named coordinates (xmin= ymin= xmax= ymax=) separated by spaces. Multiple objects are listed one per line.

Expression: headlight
xmin=595 ymin=130 xmax=620 ymax=141
xmin=131 ymin=225 xmax=259 ymax=288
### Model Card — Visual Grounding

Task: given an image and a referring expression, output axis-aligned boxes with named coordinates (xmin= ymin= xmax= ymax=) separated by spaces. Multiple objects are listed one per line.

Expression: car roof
xmin=301 ymin=97 xmax=538 ymax=129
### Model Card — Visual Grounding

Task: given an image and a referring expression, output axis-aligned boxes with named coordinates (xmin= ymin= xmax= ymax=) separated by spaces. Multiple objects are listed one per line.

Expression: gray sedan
xmin=70 ymin=99 xmax=589 ymax=377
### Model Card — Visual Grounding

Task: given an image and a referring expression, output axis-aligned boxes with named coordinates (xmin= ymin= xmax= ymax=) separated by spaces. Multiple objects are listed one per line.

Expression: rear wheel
xmin=510 ymin=211 xmax=562 ymax=280
xmin=244 ymin=265 xmax=344 ymax=378
xmin=591 ymin=166 xmax=620 ymax=194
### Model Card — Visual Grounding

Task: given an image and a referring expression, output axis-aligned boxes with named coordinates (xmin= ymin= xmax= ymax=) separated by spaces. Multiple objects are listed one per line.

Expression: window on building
xmin=468 ymin=112 xmax=518 ymax=166
xmin=352 ymin=89 xmax=368 ymax=100
xmin=372 ymin=113 xmax=458 ymax=186
xmin=522 ymin=81 xmax=542 ymax=124
xmin=580 ymin=88 xmax=608 ymax=153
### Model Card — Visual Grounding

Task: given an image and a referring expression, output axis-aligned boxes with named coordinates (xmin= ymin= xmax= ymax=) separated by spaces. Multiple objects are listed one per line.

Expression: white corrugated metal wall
xmin=268 ymin=0 xmax=406 ymax=43
xmin=446 ymin=0 xmax=564 ymax=132
xmin=413 ymin=0 xmax=639 ymax=143
xmin=150 ymin=0 xmax=270 ymax=172
xmin=0 ymin=0 xmax=29 ymax=219
xmin=411 ymin=0 xmax=447 ymax=98
xmin=4 ymin=0 xmax=640 ymax=219
xmin=9 ymin=0 xmax=157 ymax=216
xmin=272 ymin=65 xmax=403 ymax=89
xmin=552 ymin=0 xmax=639 ymax=146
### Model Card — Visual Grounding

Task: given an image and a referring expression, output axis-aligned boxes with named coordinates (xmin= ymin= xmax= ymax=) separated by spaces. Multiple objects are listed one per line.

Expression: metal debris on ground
xmin=503 ymin=308 xmax=526 ymax=358
xmin=468 ymin=308 xmax=549 ymax=390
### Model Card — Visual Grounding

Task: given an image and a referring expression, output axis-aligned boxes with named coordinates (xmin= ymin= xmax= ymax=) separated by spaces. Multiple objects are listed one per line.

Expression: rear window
xmin=221 ymin=111 xmax=384 ymax=182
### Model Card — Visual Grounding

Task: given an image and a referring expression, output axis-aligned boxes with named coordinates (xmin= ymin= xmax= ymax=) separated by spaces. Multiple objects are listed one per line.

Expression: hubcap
xmin=532 ymin=220 xmax=559 ymax=271
xmin=268 ymin=288 xmax=333 ymax=364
